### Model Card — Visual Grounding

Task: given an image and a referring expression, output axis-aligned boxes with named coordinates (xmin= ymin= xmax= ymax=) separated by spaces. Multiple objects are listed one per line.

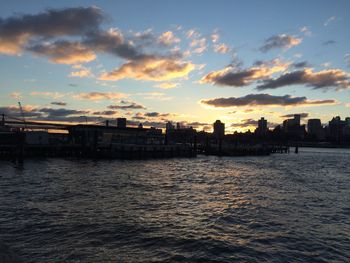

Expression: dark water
xmin=1 ymin=148 xmax=350 ymax=262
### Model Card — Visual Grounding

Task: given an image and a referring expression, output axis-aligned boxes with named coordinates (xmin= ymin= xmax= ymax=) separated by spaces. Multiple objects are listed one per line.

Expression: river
xmin=0 ymin=148 xmax=349 ymax=262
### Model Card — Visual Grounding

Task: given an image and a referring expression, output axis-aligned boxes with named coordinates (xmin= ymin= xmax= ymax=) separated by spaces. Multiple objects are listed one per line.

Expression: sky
xmin=0 ymin=0 xmax=349 ymax=132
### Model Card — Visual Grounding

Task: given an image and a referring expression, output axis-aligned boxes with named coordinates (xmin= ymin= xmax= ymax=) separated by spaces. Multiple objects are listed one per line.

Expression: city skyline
xmin=1 ymin=0 xmax=350 ymax=133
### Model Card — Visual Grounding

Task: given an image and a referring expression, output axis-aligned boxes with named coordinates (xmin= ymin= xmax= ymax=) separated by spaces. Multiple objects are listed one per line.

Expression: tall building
xmin=307 ymin=119 xmax=324 ymax=140
xmin=213 ymin=120 xmax=225 ymax=138
xmin=255 ymin=117 xmax=268 ymax=135
xmin=117 ymin=118 xmax=127 ymax=128
xmin=166 ymin=121 xmax=175 ymax=131
xmin=283 ymin=114 xmax=305 ymax=139
xmin=328 ymin=116 xmax=346 ymax=141
xmin=294 ymin=114 xmax=301 ymax=126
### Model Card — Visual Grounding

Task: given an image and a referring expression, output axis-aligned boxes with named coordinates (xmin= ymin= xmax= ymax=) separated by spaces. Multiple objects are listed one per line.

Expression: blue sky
xmin=0 ymin=0 xmax=349 ymax=131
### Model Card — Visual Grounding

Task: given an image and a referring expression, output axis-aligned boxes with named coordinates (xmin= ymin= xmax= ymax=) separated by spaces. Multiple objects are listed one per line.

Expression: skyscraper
xmin=213 ymin=120 xmax=225 ymax=138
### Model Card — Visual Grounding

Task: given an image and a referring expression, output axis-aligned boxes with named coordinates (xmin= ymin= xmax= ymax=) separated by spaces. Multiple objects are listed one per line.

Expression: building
xmin=213 ymin=120 xmax=225 ymax=138
xmin=117 ymin=118 xmax=127 ymax=128
xmin=166 ymin=126 xmax=196 ymax=144
xmin=307 ymin=119 xmax=325 ymax=140
xmin=283 ymin=114 xmax=305 ymax=139
xmin=255 ymin=117 xmax=268 ymax=136
xmin=328 ymin=116 xmax=346 ymax=142
xmin=68 ymin=124 xmax=164 ymax=146
xmin=166 ymin=121 xmax=175 ymax=132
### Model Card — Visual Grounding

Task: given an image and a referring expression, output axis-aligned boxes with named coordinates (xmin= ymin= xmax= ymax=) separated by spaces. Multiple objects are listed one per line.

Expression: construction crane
xmin=18 ymin=101 xmax=27 ymax=131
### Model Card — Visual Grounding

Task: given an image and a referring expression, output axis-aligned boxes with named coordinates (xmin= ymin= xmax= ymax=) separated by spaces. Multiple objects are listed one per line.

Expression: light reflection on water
xmin=0 ymin=148 xmax=350 ymax=262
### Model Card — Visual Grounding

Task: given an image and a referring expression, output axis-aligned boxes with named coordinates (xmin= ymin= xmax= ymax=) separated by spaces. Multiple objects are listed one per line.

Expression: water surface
xmin=1 ymin=148 xmax=350 ymax=262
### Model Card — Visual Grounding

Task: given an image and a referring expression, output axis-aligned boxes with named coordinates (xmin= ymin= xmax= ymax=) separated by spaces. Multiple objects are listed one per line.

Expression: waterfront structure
xmin=68 ymin=124 xmax=164 ymax=146
xmin=166 ymin=125 xmax=196 ymax=144
xmin=213 ymin=120 xmax=225 ymax=138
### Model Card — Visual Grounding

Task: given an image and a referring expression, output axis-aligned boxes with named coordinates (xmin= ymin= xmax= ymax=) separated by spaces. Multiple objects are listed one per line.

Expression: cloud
xmin=200 ymin=94 xmax=338 ymax=108
xmin=27 ymin=41 xmax=96 ymax=64
xmin=1 ymin=7 xmax=195 ymax=85
xmin=99 ymin=56 xmax=195 ymax=81
xmin=324 ymin=16 xmax=336 ymax=26
xmin=292 ymin=61 xmax=310 ymax=68
xmin=0 ymin=105 xmax=118 ymax=123
xmin=214 ymin=43 xmax=230 ymax=54
xmin=186 ymin=29 xmax=200 ymax=39
xmin=69 ymin=67 xmax=93 ymax=78
xmin=39 ymin=107 xmax=88 ymax=117
xmin=322 ymin=40 xmax=336 ymax=46
xmin=135 ymin=92 xmax=172 ymax=101
xmin=51 ymin=101 xmax=67 ymax=106
xmin=0 ymin=6 xmax=103 ymax=55
xmin=30 ymin=91 xmax=66 ymax=99
xmin=9 ymin=92 xmax=22 ymax=100
xmin=73 ymin=92 xmax=127 ymax=101
xmin=210 ymin=31 xmax=219 ymax=43
xmin=0 ymin=106 xmax=41 ymax=118
xmin=108 ymin=101 xmax=146 ymax=110
xmin=83 ymin=28 xmax=145 ymax=60
xmin=231 ymin=119 xmax=258 ymax=128
xmin=260 ymin=34 xmax=301 ymax=52
xmin=300 ymin=26 xmax=311 ymax=36
xmin=201 ymin=59 xmax=290 ymax=87
xmin=157 ymin=31 xmax=180 ymax=46
xmin=190 ymin=37 xmax=207 ymax=54
xmin=257 ymin=68 xmax=350 ymax=91
xmin=92 ymin=110 xmax=117 ymax=116
xmin=155 ymin=82 xmax=179 ymax=89
xmin=280 ymin=113 xmax=309 ymax=119
xmin=144 ymin=112 xmax=171 ymax=118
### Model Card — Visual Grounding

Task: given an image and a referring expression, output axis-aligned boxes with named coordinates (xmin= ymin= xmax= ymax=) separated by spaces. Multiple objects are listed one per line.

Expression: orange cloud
xmin=69 ymin=67 xmax=93 ymax=78
xmin=99 ymin=57 xmax=195 ymax=81
xmin=155 ymin=82 xmax=179 ymax=89
xmin=201 ymin=59 xmax=290 ymax=87
xmin=73 ymin=92 xmax=127 ymax=101
xmin=158 ymin=31 xmax=180 ymax=45
xmin=257 ymin=68 xmax=350 ymax=90
xmin=29 ymin=41 xmax=96 ymax=64
xmin=214 ymin=43 xmax=230 ymax=54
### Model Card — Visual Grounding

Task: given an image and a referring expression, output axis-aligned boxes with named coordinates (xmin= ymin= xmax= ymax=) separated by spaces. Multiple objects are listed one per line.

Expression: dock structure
xmin=0 ymin=118 xmax=291 ymax=161
xmin=0 ymin=121 xmax=197 ymax=161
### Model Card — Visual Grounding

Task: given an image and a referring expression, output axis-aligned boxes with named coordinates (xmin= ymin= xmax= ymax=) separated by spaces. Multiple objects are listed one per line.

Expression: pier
xmin=0 ymin=118 xmax=291 ymax=162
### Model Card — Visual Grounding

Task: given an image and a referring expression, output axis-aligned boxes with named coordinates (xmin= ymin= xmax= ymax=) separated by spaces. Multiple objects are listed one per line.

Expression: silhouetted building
xmin=166 ymin=121 xmax=175 ymax=132
xmin=283 ymin=114 xmax=305 ymax=139
xmin=307 ymin=119 xmax=325 ymax=140
xmin=69 ymin=124 xmax=163 ymax=146
xmin=166 ymin=126 xmax=196 ymax=144
xmin=328 ymin=116 xmax=346 ymax=142
xmin=117 ymin=118 xmax=127 ymax=128
xmin=213 ymin=120 xmax=225 ymax=138
xmin=255 ymin=117 xmax=268 ymax=136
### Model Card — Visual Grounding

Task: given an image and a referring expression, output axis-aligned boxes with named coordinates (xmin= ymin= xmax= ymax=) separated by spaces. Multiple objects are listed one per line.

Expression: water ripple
xmin=0 ymin=148 xmax=350 ymax=262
